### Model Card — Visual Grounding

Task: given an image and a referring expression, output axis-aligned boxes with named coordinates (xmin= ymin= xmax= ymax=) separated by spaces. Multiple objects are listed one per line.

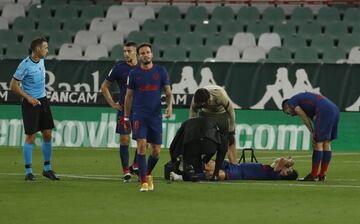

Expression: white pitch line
xmin=1 ymin=172 xmax=360 ymax=189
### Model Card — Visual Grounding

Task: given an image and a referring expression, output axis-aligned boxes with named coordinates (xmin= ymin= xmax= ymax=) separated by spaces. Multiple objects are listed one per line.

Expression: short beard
xmin=142 ymin=60 xmax=151 ymax=65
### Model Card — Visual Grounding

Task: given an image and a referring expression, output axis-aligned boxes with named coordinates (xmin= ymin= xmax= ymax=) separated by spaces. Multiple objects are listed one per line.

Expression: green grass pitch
xmin=0 ymin=147 xmax=360 ymax=224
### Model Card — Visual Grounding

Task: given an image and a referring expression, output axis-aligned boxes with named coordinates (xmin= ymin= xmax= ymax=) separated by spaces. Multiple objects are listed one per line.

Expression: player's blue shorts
xmin=132 ymin=113 xmax=162 ymax=145
xmin=313 ymin=103 xmax=339 ymax=142
xmin=116 ymin=111 xmax=132 ymax=135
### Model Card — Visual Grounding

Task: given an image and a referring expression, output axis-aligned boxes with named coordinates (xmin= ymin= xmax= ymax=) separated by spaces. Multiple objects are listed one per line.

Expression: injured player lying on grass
xmin=169 ymin=157 xmax=298 ymax=181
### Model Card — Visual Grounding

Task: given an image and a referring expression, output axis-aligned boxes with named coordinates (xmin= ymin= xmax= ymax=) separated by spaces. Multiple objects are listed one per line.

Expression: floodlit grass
xmin=0 ymin=147 xmax=360 ymax=224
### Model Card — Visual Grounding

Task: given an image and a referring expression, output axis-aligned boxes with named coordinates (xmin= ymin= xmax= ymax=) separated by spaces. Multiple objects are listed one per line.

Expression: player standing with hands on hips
xmin=123 ymin=43 xmax=173 ymax=192
xmin=9 ymin=37 xmax=59 ymax=181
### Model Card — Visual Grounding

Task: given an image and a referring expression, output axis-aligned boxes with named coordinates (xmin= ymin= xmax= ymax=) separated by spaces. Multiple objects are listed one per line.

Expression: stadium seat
xmin=0 ymin=17 xmax=9 ymax=30
xmin=246 ymin=22 xmax=269 ymax=38
xmin=221 ymin=20 xmax=245 ymax=38
xmin=324 ymin=21 xmax=348 ymax=39
xmin=290 ymin=6 xmax=313 ymax=25
xmin=322 ymin=47 xmax=346 ymax=63
xmin=297 ymin=21 xmax=322 ymax=39
xmin=0 ymin=30 xmax=18 ymax=48
xmin=232 ymin=32 xmax=256 ymax=53
xmin=257 ymin=33 xmax=281 ymax=53
xmin=273 ymin=22 xmax=296 ymax=38
xmin=178 ymin=32 xmax=203 ymax=49
xmin=42 ymin=0 xmax=67 ymax=8
xmin=167 ymin=20 xmax=191 ymax=37
xmin=215 ymin=45 xmax=240 ymax=62
xmin=348 ymin=46 xmax=360 ymax=63
xmin=84 ymin=44 xmax=108 ymax=60
xmin=237 ymin=6 xmax=260 ymax=24
xmin=131 ymin=6 xmax=155 ymax=24
xmin=294 ymin=48 xmax=319 ymax=63
xmin=68 ymin=0 xmax=93 ymax=6
xmin=152 ymin=33 xmax=177 ymax=50
xmin=126 ymin=31 xmax=150 ymax=44
xmin=141 ymin=19 xmax=166 ymax=37
xmin=106 ymin=5 xmax=129 ymax=25
xmin=90 ymin=17 xmax=114 ymax=37
xmin=311 ymin=34 xmax=334 ymax=53
xmin=28 ymin=5 xmax=52 ymax=20
xmin=262 ymin=7 xmax=285 ymax=25
xmin=193 ymin=21 xmax=218 ymax=37
xmin=317 ymin=7 xmax=340 ymax=25
xmin=80 ymin=5 xmax=105 ymax=21
xmin=283 ymin=35 xmax=307 ymax=52
xmin=109 ymin=44 xmax=124 ymax=60
xmin=161 ymin=46 xmax=187 ymax=61
xmin=17 ymin=0 xmax=33 ymax=10
xmin=116 ymin=19 xmax=140 ymax=38
xmin=343 ymin=8 xmax=360 ymax=27
xmin=267 ymin=47 xmax=292 ymax=62
xmin=241 ymin=46 xmax=266 ymax=62
xmin=58 ymin=43 xmax=83 ymax=60
xmin=63 ymin=18 xmax=87 ymax=34
xmin=205 ymin=33 xmax=229 ymax=52
xmin=74 ymin=30 xmax=98 ymax=50
xmin=158 ymin=5 xmax=181 ymax=24
xmin=2 ymin=3 xmax=25 ymax=24
xmin=185 ymin=6 xmax=208 ymax=24
xmin=4 ymin=43 xmax=28 ymax=59
xmin=12 ymin=17 xmax=35 ymax=35
xmin=100 ymin=31 xmax=124 ymax=51
xmin=37 ymin=18 xmax=62 ymax=34
xmin=21 ymin=30 xmax=47 ymax=45
xmin=338 ymin=35 xmax=360 ymax=52
xmin=211 ymin=6 xmax=234 ymax=24
xmin=188 ymin=46 xmax=213 ymax=61
xmin=48 ymin=31 xmax=73 ymax=51
xmin=54 ymin=5 xmax=79 ymax=21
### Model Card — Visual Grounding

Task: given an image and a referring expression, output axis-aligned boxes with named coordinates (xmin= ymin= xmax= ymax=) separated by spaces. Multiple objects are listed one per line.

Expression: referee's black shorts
xmin=22 ymin=97 xmax=55 ymax=135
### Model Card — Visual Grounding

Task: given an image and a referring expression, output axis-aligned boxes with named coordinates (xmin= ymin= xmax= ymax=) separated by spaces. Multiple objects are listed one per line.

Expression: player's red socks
xmin=311 ymin=150 xmax=323 ymax=177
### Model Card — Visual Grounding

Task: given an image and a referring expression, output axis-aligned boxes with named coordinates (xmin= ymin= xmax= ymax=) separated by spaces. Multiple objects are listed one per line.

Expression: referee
xmin=9 ymin=37 xmax=59 ymax=181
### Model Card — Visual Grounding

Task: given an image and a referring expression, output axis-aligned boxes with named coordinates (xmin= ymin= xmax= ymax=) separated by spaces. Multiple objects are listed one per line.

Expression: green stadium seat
xmin=237 ymin=6 xmax=260 ymax=24
xmin=54 ymin=5 xmax=79 ymax=21
xmin=185 ymin=6 xmax=208 ymax=24
xmin=178 ymin=32 xmax=203 ymax=50
xmin=0 ymin=30 xmax=18 ymax=48
xmin=4 ymin=43 xmax=28 ymax=59
xmin=141 ymin=19 xmax=166 ymax=37
xmin=37 ymin=18 xmax=62 ymax=34
xmin=343 ymin=8 xmax=360 ymax=27
xmin=12 ymin=17 xmax=36 ymax=35
xmin=158 ymin=5 xmax=181 ymax=24
xmin=193 ymin=21 xmax=218 ymax=37
xmin=63 ymin=18 xmax=87 ymax=33
xmin=69 ymin=0 xmax=94 ymax=6
xmin=290 ymin=6 xmax=313 ymax=25
xmin=311 ymin=34 xmax=334 ymax=53
xmin=126 ymin=31 xmax=150 ymax=44
xmin=324 ymin=21 xmax=348 ymax=39
xmin=42 ymin=0 xmax=67 ymax=8
xmin=80 ymin=5 xmax=105 ymax=21
xmin=28 ymin=5 xmax=52 ymax=20
xmin=205 ymin=33 xmax=230 ymax=52
xmin=351 ymin=23 xmax=360 ymax=36
xmin=21 ymin=30 xmax=48 ymax=45
xmin=152 ymin=33 xmax=177 ymax=50
xmin=338 ymin=35 xmax=360 ymax=52
xmin=262 ymin=7 xmax=285 ymax=25
xmin=162 ymin=46 xmax=187 ymax=61
xmin=322 ymin=47 xmax=346 ymax=63
xmin=273 ymin=22 xmax=296 ymax=38
xmin=167 ymin=20 xmax=191 ymax=37
xmin=267 ymin=47 xmax=292 ymax=62
xmin=297 ymin=22 xmax=322 ymax=39
xmin=246 ymin=22 xmax=269 ymax=38
xmin=188 ymin=46 xmax=213 ymax=61
xmin=294 ymin=48 xmax=319 ymax=63
xmin=283 ymin=35 xmax=307 ymax=52
xmin=109 ymin=44 xmax=124 ymax=61
xmin=221 ymin=20 xmax=245 ymax=38
xmin=48 ymin=31 xmax=73 ymax=51
xmin=211 ymin=6 xmax=234 ymax=24
xmin=317 ymin=7 xmax=340 ymax=24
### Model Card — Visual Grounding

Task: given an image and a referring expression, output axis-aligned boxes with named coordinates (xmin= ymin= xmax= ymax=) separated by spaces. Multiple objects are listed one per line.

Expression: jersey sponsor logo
xmin=139 ymin=84 xmax=159 ymax=91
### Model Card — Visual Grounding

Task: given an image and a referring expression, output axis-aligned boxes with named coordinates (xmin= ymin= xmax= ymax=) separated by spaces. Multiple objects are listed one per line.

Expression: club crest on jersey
xmin=153 ymin=73 xmax=159 ymax=80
